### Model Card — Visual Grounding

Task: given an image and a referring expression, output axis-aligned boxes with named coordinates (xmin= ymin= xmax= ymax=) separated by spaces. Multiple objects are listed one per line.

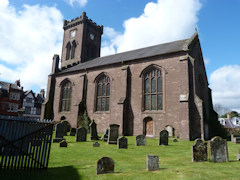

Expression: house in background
xmin=0 ymin=80 xmax=23 ymax=116
xmin=22 ymin=89 xmax=45 ymax=119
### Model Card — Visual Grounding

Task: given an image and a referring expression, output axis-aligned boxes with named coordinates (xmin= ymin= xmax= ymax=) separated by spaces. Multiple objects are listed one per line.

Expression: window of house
xmin=9 ymin=92 xmax=20 ymax=100
xmin=26 ymin=97 xmax=33 ymax=103
xmin=144 ymin=68 xmax=163 ymax=111
xmin=7 ymin=103 xmax=18 ymax=112
xmin=60 ymin=81 xmax=72 ymax=112
xmin=25 ymin=106 xmax=31 ymax=114
xmin=95 ymin=75 xmax=110 ymax=111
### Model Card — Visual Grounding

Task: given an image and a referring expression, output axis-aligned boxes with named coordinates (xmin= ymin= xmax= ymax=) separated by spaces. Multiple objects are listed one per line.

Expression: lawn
xmin=1 ymin=135 xmax=240 ymax=180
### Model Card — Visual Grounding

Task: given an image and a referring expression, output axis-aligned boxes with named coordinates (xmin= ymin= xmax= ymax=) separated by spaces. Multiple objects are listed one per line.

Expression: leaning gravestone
xmin=60 ymin=140 xmax=67 ymax=147
xmin=136 ymin=135 xmax=146 ymax=146
xmin=90 ymin=120 xmax=99 ymax=140
xmin=97 ymin=157 xmax=114 ymax=174
xmin=192 ymin=138 xmax=208 ymax=162
xmin=76 ymin=127 xmax=87 ymax=142
xmin=117 ymin=136 xmax=128 ymax=149
xmin=53 ymin=123 xmax=66 ymax=143
xmin=147 ymin=155 xmax=159 ymax=171
xmin=70 ymin=128 xmax=76 ymax=136
xmin=101 ymin=129 xmax=109 ymax=141
xmin=159 ymin=130 xmax=169 ymax=145
xmin=93 ymin=142 xmax=100 ymax=147
xmin=209 ymin=136 xmax=229 ymax=162
xmin=61 ymin=120 xmax=71 ymax=136
xmin=108 ymin=124 xmax=120 ymax=144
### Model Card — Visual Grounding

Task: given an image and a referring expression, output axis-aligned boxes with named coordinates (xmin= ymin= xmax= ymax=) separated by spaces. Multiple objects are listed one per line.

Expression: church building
xmin=41 ymin=12 xmax=217 ymax=140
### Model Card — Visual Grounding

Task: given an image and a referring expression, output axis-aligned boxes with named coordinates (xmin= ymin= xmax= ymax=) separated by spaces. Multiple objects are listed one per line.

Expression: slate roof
xmin=0 ymin=81 xmax=21 ymax=90
xmin=59 ymin=37 xmax=191 ymax=74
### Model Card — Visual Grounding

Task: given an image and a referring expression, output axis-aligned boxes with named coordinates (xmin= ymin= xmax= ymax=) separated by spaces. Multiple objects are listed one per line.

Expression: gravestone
xmin=117 ymin=136 xmax=128 ymax=149
xmin=192 ymin=138 xmax=208 ymax=162
xmin=108 ymin=124 xmax=120 ymax=144
xmin=173 ymin=138 xmax=178 ymax=142
xmin=61 ymin=120 xmax=71 ymax=136
xmin=136 ymin=135 xmax=146 ymax=146
xmin=53 ymin=123 xmax=66 ymax=143
xmin=159 ymin=130 xmax=169 ymax=145
xmin=147 ymin=155 xmax=159 ymax=171
xmin=76 ymin=127 xmax=87 ymax=142
xmin=70 ymin=128 xmax=76 ymax=136
xmin=231 ymin=134 xmax=240 ymax=143
xmin=97 ymin=157 xmax=114 ymax=174
xmin=90 ymin=120 xmax=99 ymax=140
xmin=237 ymin=148 xmax=240 ymax=161
xmin=209 ymin=136 xmax=229 ymax=162
xmin=101 ymin=129 xmax=109 ymax=142
xmin=93 ymin=142 xmax=100 ymax=147
xmin=60 ymin=140 xmax=67 ymax=147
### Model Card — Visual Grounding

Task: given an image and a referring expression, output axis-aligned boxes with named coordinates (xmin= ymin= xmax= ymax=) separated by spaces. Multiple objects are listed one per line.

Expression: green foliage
xmin=1 ymin=136 xmax=240 ymax=180
xmin=221 ymin=111 xmax=239 ymax=118
xmin=77 ymin=110 xmax=91 ymax=132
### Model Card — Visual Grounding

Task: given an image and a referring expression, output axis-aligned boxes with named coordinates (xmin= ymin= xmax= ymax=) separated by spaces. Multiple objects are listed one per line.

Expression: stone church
xmin=41 ymin=12 xmax=217 ymax=140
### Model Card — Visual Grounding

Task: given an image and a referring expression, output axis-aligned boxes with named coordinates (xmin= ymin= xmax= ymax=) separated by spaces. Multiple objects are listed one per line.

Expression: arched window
xmin=144 ymin=68 xmax=163 ymax=111
xmin=71 ymin=40 xmax=76 ymax=59
xmin=95 ymin=75 xmax=110 ymax=111
xmin=66 ymin=42 xmax=71 ymax=60
xmin=60 ymin=80 xmax=72 ymax=112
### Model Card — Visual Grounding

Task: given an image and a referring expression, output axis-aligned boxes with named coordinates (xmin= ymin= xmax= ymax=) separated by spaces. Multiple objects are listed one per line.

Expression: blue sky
xmin=0 ymin=0 xmax=239 ymax=112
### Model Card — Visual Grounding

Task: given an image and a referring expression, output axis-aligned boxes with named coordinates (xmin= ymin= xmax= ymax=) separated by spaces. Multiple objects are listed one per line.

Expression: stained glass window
xmin=96 ymin=75 xmax=110 ymax=111
xmin=60 ymin=81 xmax=72 ymax=112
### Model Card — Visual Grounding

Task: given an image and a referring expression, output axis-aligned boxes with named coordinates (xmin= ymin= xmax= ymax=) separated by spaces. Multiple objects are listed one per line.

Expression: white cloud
xmin=101 ymin=0 xmax=202 ymax=56
xmin=0 ymin=0 xmax=63 ymax=91
xmin=64 ymin=0 xmax=88 ymax=7
xmin=210 ymin=65 xmax=240 ymax=111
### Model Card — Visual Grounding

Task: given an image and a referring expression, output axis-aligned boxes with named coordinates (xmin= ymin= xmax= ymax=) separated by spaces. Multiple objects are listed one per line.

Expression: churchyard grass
xmin=1 ymin=134 xmax=240 ymax=180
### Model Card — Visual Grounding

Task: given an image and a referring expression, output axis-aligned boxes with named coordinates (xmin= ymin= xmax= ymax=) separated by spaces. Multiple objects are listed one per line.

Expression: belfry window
xmin=144 ymin=68 xmax=163 ymax=111
xmin=95 ymin=75 xmax=110 ymax=111
xmin=66 ymin=42 xmax=71 ymax=60
xmin=71 ymin=40 xmax=76 ymax=59
xmin=60 ymin=80 xmax=72 ymax=112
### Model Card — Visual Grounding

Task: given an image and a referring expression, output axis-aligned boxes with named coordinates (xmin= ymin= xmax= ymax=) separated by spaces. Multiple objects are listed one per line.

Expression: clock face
xmin=90 ymin=33 xmax=94 ymax=40
xmin=70 ymin=30 xmax=76 ymax=38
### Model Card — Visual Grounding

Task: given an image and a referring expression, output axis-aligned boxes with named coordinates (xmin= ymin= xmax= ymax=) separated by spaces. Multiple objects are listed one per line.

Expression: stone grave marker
xmin=53 ymin=123 xmax=66 ymax=143
xmin=136 ymin=135 xmax=146 ymax=146
xmin=90 ymin=120 xmax=99 ymax=140
xmin=97 ymin=157 xmax=114 ymax=174
xmin=76 ymin=127 xmax=87 ymax=142
xmin=93 ymin=142 xmax=100 ymax=147
xmin=108 ymin=124 xmax=120 ymax=144
xmin=117 ymin=136 xmax=128 ymax=149
xmin=173 ymin=139 xmax=178 ymax=142
xmin=70 ymin=128 xmax=76 ymax=136
xmin=159 ymin=130 xmax=169 ymax=145
xmin=61 ymin=120 xmax=71 ymax=136
xmin=192 ymin=138 xmax=208 ymax=162
xmin=60 ymin=140 xmax=67 ymax=147
xmin=209 ymin=136 xmax=229 ymax=162
xmin=101 ymin=129 xmax=109 ymax=141
xmin=237 ymin=148 xmax=240 ymax=161
xmin=147 ymin=155 xmax=159 ymax=171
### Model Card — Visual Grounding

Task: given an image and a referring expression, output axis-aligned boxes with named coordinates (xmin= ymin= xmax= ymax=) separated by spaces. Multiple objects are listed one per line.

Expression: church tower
xmin=61 ymin=12 xmax=103 ymax=69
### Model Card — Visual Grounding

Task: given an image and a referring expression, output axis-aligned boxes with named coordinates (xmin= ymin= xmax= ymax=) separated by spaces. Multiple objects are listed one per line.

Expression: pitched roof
xmin=0 ymin=80 xmax=21 ymax=90
xmin=58 ymin=35 xmax=194 ymax=74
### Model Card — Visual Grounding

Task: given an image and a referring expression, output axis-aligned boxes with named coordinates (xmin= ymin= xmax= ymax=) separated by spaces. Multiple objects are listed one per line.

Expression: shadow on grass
xmin=0 ymin=166 xmax=82 ymax=180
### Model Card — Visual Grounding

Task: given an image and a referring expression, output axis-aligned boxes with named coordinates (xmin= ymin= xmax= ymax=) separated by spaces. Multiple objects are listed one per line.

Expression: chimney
xmin=227 ymin=112 xmax=231 ymax=120
xmin=40 ymin=89 xmax=45 ymax=98
xmin=15 ymin=79 xmax=21 ymax=87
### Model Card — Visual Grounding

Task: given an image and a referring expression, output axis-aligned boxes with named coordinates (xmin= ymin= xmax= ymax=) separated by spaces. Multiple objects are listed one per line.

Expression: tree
xmin=213 ymin=103 xmax=230 ymax=117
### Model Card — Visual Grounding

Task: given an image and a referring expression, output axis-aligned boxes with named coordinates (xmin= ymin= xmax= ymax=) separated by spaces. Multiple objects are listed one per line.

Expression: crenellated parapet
xmin=63 ymin=12 xmax=103 ymax=34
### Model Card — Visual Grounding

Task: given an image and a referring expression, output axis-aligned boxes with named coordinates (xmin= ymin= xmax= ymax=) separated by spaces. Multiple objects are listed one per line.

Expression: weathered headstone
xmin=237 ymin=148 xmax=240 ymax=161
xmin=117 ymin=136 xmax=128 ymax=149
xmin=53 ymin=123 xmax=66 ymax=143
xmin=173 ymin=138 xmax=178 ymax=142
xmin=136 ymin=135 xmax=146 ymax=146
xmin=93 ymin=142 xmax=100 ymax=147
xmin=97 ymin=157 xmax=114 ymax=174
xmin=61 ymin=120 xmax=71 ymax=136
xmin=90 ymin=120 xmax=99 ymax=140
xmin=231 ymin=134 xmax=240 ymax=143
xmin=76 ymin=127 xmax=87 ymax=142
xmin=147 ymin=155 xmax=159 ymax=171
xmin=192 ymin=138 xmax=208 ymax=162
xmin=101 ymin=129 xmax=109 ymax=141
xmin=159 ymin=130 xmax=169 ymax=145
xmin=209 ymin=136 xmax=229 ymax=162
xmin=108 ymin=124 xmax=120 ymax=144
xmin=70 ymin=128 xmax=76 ymax=136
xmin=60 ymin=140 xmax=67 ymax=147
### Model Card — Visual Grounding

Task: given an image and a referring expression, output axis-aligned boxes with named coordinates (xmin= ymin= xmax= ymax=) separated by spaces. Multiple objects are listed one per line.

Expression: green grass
xmin=1 ymin=135 xmax=240 ymax=180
